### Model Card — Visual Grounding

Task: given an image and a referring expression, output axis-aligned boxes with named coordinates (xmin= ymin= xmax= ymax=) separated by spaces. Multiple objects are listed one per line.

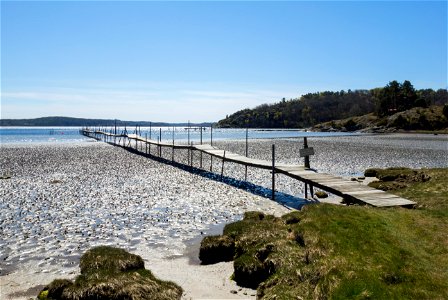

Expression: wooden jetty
xmin=81 ymin=128 xmax=416 ymax=208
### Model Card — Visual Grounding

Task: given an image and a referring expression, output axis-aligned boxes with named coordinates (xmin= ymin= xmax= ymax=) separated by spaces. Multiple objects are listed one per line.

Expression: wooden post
xmin=172 ymin=126 xmax=175 ymax=162
xmin=245 ymin=127 xmax=248 ymax=181
xmin=123 ymin=125 xmax=126 ymax=147
xmin=221 ymin=151 xmax=226 ymax=181
xmin=210 ymin=125 xmax=213 ymax=146
xmin=200 ymin=127 xmax=203 ymax=168
xmin=272 ymin=144 xmax=275 ymax=200
xmin=190 ymin=142 xmax=193 ymax=167
xmin=304 ymin=137 xmax=310 ymax=169
xmin=210 ymin=154 xmax=213 ymax=172
xmin=135 ymin=125 xmax=138 ymax=150
xmin=188 ymin=147 xmax=190 ymax=166
xmin=188 ymin=121 xmax=190 ymax=145
xmin=303 ymin=137 xmax=313 ymax=197
xmin=187 ymin=121 xmax=190 ymax=165
xmin=149 ymin=122 xmax=152 ymax=140
xmin=200 ymin=127 xmax=203 ymax=144
xmin=159 ymin=128 xmax=162 ymax=157
xmin=145 ymin=133 xmax=148 ymax=154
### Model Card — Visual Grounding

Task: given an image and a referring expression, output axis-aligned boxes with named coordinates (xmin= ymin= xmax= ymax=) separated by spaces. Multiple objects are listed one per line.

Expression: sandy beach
xmin=1 ymin=134 xmax=446 ymax=299
xmin=0 ymin=141 xmax=294 ymax=299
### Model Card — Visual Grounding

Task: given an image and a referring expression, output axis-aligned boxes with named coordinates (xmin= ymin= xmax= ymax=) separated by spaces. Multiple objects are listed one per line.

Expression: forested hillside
xmin=217 ymin=81 xmax=447 ymax=128
xmin=0 ymin=116 xmax=212 ymax=127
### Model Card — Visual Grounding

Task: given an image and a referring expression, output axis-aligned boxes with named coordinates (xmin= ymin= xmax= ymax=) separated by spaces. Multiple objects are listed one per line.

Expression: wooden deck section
xmin=82 ymin=129 xmax=416 ymax=208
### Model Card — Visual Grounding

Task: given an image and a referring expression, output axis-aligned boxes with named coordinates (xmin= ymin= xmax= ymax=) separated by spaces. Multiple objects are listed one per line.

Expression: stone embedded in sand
xmin=315 ymin=191 xmax=328 ymax=198
xmin=364 ymin=168 xmax=380 ymax=177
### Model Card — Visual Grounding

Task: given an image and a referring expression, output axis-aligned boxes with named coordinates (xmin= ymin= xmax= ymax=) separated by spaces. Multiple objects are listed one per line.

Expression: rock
xmin=364 ymin=168 xmax=380 ymax=177
xmin=314 ymin=191 xmax=328 ymax=198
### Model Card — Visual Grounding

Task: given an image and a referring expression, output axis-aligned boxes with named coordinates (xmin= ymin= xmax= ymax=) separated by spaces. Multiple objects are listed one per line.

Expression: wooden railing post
xmin=145 ymin=133 xmax=148 ymax=154
xmin=221 ymin=151 xmax=226 ymax=181
xmin=172 ymin=126 xmax=175 ymax=162
xmin=190 ymin=142 xmax=193 ymax=167
xmin=245 ymin=127 xmax=248 ymax=181
xmin=272 ymin=144 xmax=275 ymax=200
xmin=304 ymin=137 xmax=310 ymax=168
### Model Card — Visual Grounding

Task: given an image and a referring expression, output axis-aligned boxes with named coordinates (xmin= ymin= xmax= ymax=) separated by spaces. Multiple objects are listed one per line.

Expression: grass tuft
xmin=79 ymin=246 xmax=144 ymax=274
xmin=199 ymin=235 xmax=235 ymax=264
xmin=38 ymin=246 xmax=182 ymax=300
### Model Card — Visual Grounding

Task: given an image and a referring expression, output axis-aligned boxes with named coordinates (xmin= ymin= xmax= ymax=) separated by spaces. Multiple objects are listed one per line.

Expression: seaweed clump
xmin=37 ymin=246 xmax=182 ymax=300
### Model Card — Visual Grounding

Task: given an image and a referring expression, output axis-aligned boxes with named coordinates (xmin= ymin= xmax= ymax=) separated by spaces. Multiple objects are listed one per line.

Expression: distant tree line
xmin=0 ymin=116 xmax=213 ymax=127
xmin=217 ymin=81 xmax=447 ymax=128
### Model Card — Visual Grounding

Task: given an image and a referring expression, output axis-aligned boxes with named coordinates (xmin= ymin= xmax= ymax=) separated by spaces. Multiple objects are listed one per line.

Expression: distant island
xmin=217 ymin=80 xmax=448 ymax=132
xmin=0 ymin=116 xmax=213 ymax=127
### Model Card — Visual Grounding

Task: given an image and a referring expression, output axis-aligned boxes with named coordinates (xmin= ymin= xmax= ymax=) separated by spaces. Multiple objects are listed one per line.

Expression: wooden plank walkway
xmin=82 ymin=129 xmax=416 ymax=208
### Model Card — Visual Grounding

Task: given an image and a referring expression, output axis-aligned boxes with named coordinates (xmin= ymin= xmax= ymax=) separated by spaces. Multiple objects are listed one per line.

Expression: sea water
xmin=0 ymin=126 xmax=354 ymax=144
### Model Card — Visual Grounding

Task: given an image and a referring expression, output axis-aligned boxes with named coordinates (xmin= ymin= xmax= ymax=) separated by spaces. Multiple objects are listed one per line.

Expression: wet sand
xmin=1 ymin=133 xmax=446 ymax=299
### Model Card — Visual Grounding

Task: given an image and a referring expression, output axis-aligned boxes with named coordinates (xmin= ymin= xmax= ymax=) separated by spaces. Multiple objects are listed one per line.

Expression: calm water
xmin=0 ymin=127 xmax=354 ymax=144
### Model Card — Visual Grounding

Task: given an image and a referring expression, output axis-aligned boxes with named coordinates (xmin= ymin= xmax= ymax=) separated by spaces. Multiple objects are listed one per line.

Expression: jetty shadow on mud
xmin=111 ymin=142 xmax=312 ymax=210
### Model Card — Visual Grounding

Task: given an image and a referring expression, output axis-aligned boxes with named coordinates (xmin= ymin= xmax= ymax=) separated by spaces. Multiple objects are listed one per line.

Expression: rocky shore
xmin=1 ymin=134 xmax=446 ymax=299
xmin=0 ymin=141 xmax=292 ymax=299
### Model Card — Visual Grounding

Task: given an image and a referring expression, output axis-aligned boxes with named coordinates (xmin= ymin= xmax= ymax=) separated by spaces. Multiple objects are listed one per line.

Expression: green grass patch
xmin=200 ymin=168 xmax=448 ymax=299
xmin=38 ymin=246 xmax=182 ymax=300
xmin=368 ymin=168 xmax=447 ymax=212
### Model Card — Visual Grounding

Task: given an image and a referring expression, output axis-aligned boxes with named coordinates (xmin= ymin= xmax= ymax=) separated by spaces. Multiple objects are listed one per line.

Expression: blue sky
xmin=1 ymin=1 xmax=447 ymax=122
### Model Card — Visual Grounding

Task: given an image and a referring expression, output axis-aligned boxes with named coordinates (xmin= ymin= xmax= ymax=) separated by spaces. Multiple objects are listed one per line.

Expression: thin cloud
xmin=1 ymin=82 xmax=299 ymax=122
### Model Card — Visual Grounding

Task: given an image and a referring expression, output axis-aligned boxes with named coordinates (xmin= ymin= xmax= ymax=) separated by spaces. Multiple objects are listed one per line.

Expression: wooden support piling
xmin=135 ymin=126 xmax=138 ymax=150
xmin=304 ymin=137 xmax=310 ymax=169
xmin=159 ymin=128 xmax=162 ymax=157
xmin=190 ymin=142 xmax=193 ymax=167
xmin=200 ymin=127 xmax=203 ymax=169
xmin=172 ymin=126 xmax=175 ymax=162
xmin=221 ymin=151 xmax=226 ymax=181
xmin=272 ymin=144 xmax=275 ymax=200
xmin=245 ymin=127 xmax=248 ymax=181
xmin=145 ymin=133 xmax=148 ymax=154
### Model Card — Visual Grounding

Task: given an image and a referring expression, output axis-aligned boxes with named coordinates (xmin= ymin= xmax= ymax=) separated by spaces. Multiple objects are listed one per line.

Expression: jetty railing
xmin=80 ymin=127 xmax=416 ymax=208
